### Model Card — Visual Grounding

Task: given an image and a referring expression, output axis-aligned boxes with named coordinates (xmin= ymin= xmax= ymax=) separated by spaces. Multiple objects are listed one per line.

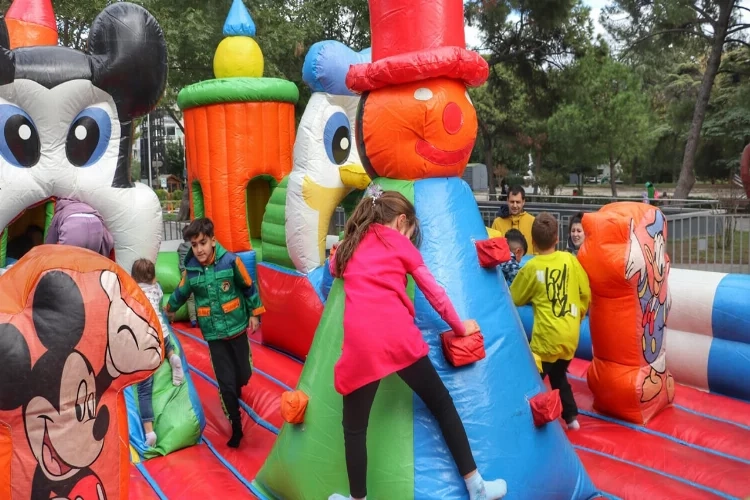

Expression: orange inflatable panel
xmin=183 ymin=101 xmax=296 ymax=253
xmin=0 ymin=245 xmax=163 ymax=499
xmin=578 ymin=203 xmax=674 ymax=425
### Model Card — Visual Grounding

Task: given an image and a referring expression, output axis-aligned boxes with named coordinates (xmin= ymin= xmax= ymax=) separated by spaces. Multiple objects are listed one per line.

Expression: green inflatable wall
xmin=156 ymin=251 xmax=189 ymax=321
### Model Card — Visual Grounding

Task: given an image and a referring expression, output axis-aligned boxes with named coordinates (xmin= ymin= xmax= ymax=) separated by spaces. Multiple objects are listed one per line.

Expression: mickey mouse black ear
xmin=88 ymin=2 xmax=168 ymax=119
xmin=0 ymin=15 xmax=9 ymax=50
xmin=0 ymin=15 xmax=15 ymax=86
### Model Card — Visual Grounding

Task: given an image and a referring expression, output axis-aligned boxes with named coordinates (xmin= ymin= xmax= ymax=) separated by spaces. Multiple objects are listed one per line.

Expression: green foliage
xmin=154 ymin=189 xmax=168 ymax=201
xmin=171 ymin=189 xmax=183 ymax=201
xmin=164 ymin=141 xmax=185 ymax=178
xmin=548 ymin=50 xmax=652 ymax=194
xmin=131 ymin=159 xmax=142 ymax=183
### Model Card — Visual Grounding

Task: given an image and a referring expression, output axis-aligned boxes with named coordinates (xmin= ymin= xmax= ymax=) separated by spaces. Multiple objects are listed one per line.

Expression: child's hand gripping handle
xmin=440 ymin=319 xmax=486 ymax=367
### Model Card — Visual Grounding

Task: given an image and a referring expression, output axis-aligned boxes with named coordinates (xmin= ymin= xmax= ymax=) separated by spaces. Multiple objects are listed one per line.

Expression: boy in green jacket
xmin=166 ymin=218 xmax=264 ymax=447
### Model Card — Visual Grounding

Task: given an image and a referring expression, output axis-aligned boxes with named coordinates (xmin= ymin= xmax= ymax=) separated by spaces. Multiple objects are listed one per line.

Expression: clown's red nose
xmin=443 ymin=102 xmax=463 ymax=135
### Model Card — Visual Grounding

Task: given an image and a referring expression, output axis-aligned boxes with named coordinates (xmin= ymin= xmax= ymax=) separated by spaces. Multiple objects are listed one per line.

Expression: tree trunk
xmin=178 ymin=184 xmax=191 ymax=221
xmin=609 ymin=151 xmax=618 ymax=197
xmin=673 ymin=0 xmax=734 ymax=200
xmin=479 ymin=120 xmax=497 ymax=197
xmin=166 ymin=108 xmax=186 ymax=134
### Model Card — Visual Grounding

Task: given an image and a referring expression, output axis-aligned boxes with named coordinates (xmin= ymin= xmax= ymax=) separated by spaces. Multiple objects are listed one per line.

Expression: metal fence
xmin=328 ymin=206 xmax=750 ymax=274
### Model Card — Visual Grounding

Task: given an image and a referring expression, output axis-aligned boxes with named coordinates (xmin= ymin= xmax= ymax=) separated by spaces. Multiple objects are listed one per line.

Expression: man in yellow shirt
xmin=491 ymin=186 xmax=536 ymax=254
xmin=510 ymin=213 xmax=590 ymax=431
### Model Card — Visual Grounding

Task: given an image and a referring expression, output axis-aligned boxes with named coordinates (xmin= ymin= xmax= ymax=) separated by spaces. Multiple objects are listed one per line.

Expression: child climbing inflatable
xmin=328 ymin=188 xmax=506 ymax=500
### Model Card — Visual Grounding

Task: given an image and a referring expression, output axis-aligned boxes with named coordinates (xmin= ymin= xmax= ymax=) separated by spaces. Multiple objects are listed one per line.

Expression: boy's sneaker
xmin=190 ymin=319 xmax=197 ymax=328
xmin=567 ymin=419 xmax=580 ymax=431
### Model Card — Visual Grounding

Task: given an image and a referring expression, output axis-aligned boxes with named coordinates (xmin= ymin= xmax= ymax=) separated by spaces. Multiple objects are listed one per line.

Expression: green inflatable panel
xmin=178 ymin=77 xmax=300 ymax=110
xmin=253 ymin=180 xmax=417 ymax=499
xmin=127 ymin=327 xmax=204 ymax=460
xmin=156 ymin=251 xmax=189 ymax=321
xmin=261 ymin=176 xmax=294 ymax=268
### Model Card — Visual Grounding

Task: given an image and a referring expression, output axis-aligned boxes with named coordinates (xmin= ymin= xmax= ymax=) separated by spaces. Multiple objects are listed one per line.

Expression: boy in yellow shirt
xmin=510 ymin=213 xmax=590 ymax=431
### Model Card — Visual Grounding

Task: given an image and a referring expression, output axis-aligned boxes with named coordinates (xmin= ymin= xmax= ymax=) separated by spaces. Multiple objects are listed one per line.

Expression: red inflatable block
xmin=530 ymin=390 xmax=562 ymax=427
xmin=256 ymin=263 xmax=324 ymax=360
xmin=440 ymin=330 xmax=486 ymax=367
xmin=475 ymin=237 xmax=511 ymax=268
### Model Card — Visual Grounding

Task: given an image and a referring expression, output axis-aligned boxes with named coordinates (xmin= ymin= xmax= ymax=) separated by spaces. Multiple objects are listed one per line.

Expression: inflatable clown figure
xmin=0 ymin=0 xmax=166 ymax=274
xmin=252 ymin=0 xmax=599 ymax=498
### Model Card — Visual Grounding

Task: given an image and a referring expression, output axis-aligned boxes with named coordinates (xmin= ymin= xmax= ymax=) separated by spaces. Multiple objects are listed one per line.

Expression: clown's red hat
xmin=5 ymin=0 xmax=58 ymax=48
xmin=346 ymin=0 xmax=489 ymax=93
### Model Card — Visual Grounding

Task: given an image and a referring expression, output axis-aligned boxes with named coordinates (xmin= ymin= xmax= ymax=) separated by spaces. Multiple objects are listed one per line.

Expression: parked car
xmin=600 ymin=177 xmax=623 ymax=184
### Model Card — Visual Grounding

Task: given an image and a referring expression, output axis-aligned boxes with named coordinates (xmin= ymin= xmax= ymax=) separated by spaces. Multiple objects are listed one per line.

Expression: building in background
xmin=133 ymin=109 xmax=185 ymax=186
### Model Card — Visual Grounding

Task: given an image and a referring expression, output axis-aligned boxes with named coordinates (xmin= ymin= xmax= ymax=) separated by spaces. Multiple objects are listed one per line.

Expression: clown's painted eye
xmin=67 ymin=107 xmax=112 ymax=167
xmin=323 ymin=111 xmax=352 ymax=165
xmin=414 ymin=88 xmax=433 ymax=101
xmin=75 ymin=380 xmax=87 ymax=422
xmin=0 ymin=104 xmax=40 ymax=168
xmin=465 ymin=91 xmax=473 ymax=105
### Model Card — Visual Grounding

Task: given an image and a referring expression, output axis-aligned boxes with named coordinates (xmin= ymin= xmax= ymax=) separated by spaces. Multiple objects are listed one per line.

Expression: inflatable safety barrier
xmin=578 ymin=203 xmax=674 ymax=424
xmin=0 ymin=245 xmax=163 ymax=499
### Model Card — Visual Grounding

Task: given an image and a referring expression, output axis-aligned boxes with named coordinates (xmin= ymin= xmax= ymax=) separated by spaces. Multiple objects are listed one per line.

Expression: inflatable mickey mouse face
xmin=0 ymin=2 xmax=167 ymax=272
xmin=356 ymin=78 xmax=478 ymax=181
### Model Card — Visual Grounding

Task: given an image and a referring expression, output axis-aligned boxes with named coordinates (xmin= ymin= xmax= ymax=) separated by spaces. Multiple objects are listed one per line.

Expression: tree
xmin=164 ymin=141 xmax=185 ymax=178
xmin=548 ymin=51 xmax=652 ymax=197
xmin=604 ymin=0 xmax=750 ymax=199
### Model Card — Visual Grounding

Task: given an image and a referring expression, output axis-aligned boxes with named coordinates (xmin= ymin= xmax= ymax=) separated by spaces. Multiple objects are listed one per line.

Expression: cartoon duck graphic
xmin=252 ymin=0 xmax=598 ymax=498
xmin=626 ymin=209 xmax=675 ymax=403
xmin=286 ymin=41 xmax=371 ymax=273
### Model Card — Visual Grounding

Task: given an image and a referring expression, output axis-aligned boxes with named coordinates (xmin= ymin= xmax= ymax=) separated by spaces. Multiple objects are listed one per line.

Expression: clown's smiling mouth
xmin=42 ymin=422 xmax=75 ymax=477
xmin=415 ymin=139 xmax=475 ymax=166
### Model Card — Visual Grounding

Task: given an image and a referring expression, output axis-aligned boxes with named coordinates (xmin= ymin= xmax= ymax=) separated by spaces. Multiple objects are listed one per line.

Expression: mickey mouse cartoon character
xmin=0 ymin=269 xmax=162 ymax=500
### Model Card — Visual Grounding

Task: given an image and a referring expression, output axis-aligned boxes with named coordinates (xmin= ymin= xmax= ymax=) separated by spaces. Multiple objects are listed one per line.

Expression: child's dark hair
xmin=334 ymin=190 xmax=420 ymax=277
xmin=184 ymin=217 xmax=214 ymax=240
xmin=182 ymin=223 xmax=191 ymax=242
xmin=505 ymin=228 xmax=528 ymax=256
xmin=131 ymin=258 xmax=156 ymax=284
xmin=531 ymin=212 xmax=558 ymax=251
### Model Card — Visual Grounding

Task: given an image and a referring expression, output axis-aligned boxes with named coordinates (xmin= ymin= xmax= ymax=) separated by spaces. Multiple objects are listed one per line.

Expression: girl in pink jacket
xmin=328 ymin=188 xmax=506 ymax=500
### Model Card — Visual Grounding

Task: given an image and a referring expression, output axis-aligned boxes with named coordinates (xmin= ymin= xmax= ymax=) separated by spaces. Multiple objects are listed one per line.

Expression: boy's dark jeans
xmin=540 ymin=358 xmax=578 ymax=423
xmin=208 ymin=331 xmax=252 ymax=423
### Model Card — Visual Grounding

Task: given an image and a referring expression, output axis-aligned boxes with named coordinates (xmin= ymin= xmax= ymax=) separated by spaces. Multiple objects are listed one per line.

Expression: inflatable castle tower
xmin=252 ymin=0 xmax=599 ymax=498
xmin=177 ymin=0 xmax=298 ymax=282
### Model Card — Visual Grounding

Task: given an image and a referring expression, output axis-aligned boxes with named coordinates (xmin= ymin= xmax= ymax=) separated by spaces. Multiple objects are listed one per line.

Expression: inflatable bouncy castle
xmin=0 ymin=246 xmax=164 ymax=499
xmin=252 ymin=0 xmax=597 ymax=498
xmin=0 ymin=0 xmax=166 ymax=274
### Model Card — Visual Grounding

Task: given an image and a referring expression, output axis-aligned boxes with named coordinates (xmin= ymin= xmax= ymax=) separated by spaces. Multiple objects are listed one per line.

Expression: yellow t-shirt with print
xmin=510 ymin=251 xmax=590 ymax=365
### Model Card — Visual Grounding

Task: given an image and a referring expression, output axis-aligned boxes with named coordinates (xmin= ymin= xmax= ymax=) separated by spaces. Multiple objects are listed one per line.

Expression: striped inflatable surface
xmin=517 ymin=267 xmax=750 ymax=402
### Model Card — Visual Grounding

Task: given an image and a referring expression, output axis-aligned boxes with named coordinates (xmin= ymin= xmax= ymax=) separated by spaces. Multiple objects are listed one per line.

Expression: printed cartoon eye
xmin=0 ymin=104 xmax=40 ymax=168
xmin=323 ymin=111 xmax=352 ymax=165
xmin=66 ymin=107 xmax=112 ymax=167
xmin=87 ymin=392 xmax=96 ymax=420
xmin=414 ymin=88 xmax=433 ymax=101
xmin=76 ymin=380 xmax=87 ymax=422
